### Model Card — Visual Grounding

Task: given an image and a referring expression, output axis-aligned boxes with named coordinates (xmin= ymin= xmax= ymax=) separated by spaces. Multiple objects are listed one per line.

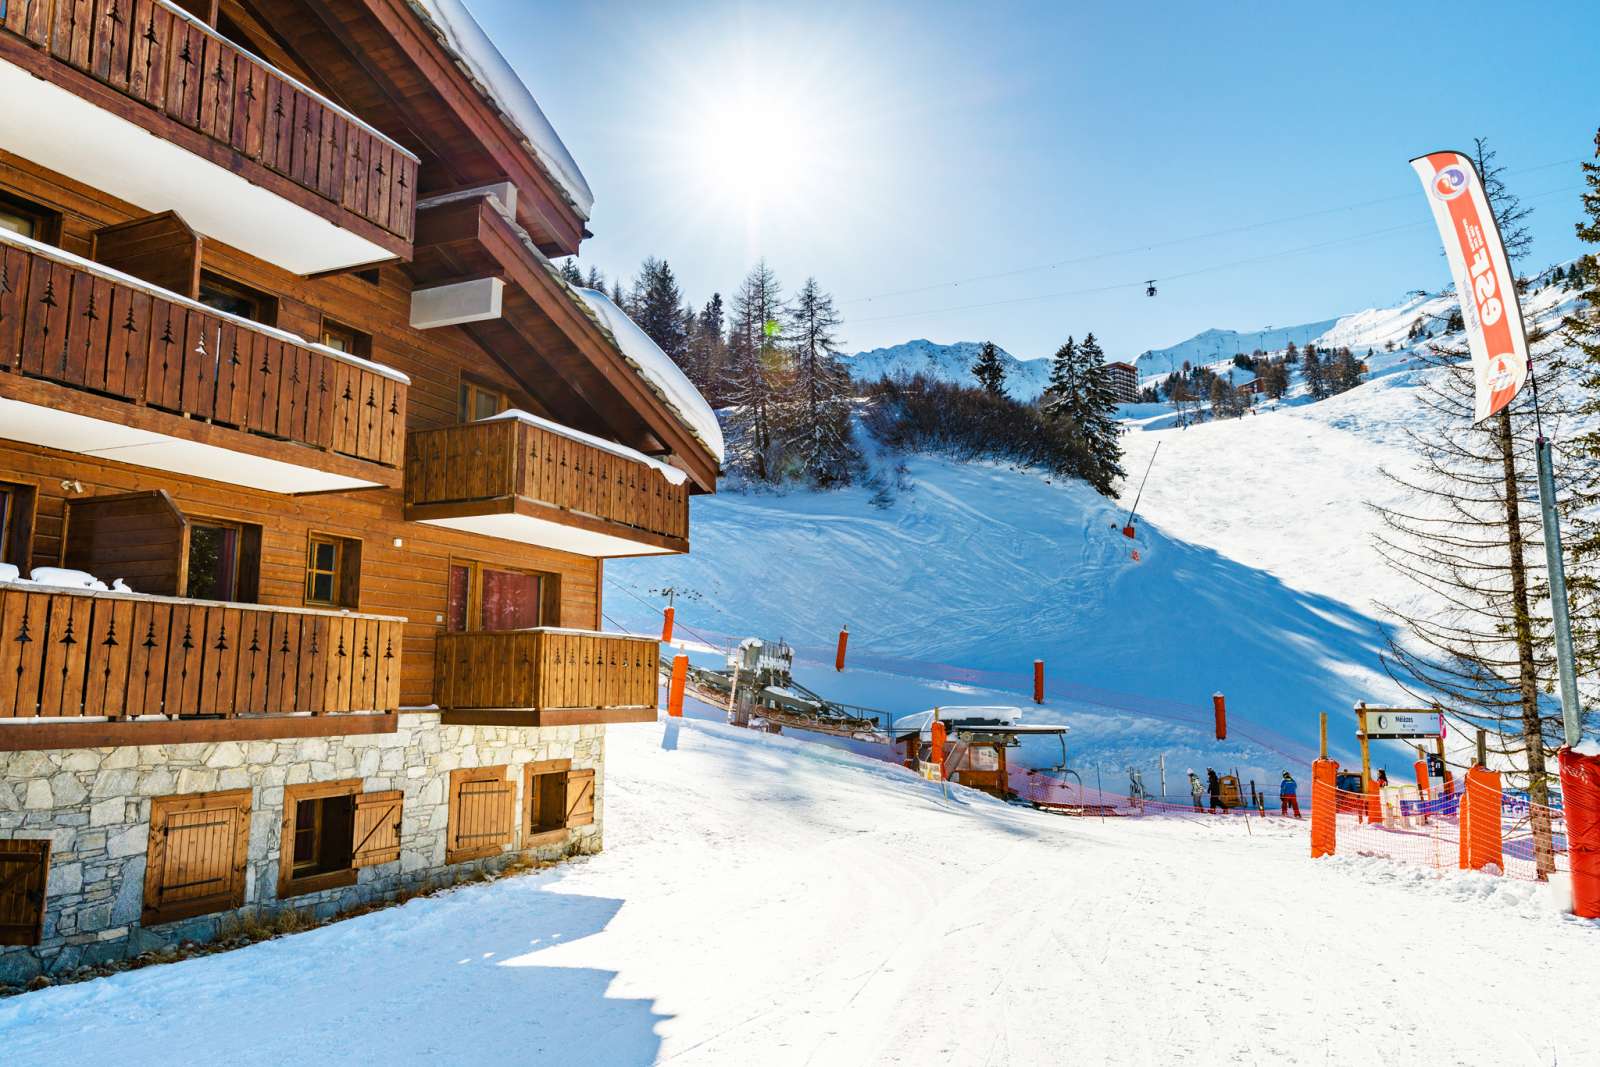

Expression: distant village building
xmin=1104 ymin=361 xmax=1140 ymax=404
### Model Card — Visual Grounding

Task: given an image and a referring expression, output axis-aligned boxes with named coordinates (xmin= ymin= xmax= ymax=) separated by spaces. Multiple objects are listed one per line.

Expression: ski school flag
xmin=1410 ymin=150 xmax=1530 ymax=422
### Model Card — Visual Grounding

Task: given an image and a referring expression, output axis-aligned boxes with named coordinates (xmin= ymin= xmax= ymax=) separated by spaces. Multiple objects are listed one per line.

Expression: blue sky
xmin=472 ymin=0 xmax=1598 ymax=362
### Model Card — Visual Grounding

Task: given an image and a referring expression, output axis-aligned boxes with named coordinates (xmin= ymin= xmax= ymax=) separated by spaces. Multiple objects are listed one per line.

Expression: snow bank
xmin=407 ymin=0 xmax=594 ymax=220
xmin=573 ymin=288 xmax=726 ymax=464
xmin=485 ymin=409 xmax=689 ymax=485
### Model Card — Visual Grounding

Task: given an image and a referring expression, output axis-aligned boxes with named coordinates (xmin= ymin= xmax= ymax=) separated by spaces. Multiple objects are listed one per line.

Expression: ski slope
xmin=3 ymin=716 xmax=1587 ymax=1065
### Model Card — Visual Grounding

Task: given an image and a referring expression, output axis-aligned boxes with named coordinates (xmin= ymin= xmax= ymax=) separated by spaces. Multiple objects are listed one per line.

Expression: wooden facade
xmin=0 ymin=0 xmax=417 ymax=257
xmin=0 ymin=0 xmax=718 ymax=752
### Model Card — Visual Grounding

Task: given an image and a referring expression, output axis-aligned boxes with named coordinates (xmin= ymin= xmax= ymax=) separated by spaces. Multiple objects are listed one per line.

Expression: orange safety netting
xmin=1322 ymin=781 xmax=1570 ymax=882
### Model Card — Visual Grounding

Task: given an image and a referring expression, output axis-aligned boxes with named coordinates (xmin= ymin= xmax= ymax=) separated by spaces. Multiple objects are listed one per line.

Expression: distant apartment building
xmin=1104 ymin=361 xmax=1140 ymax=404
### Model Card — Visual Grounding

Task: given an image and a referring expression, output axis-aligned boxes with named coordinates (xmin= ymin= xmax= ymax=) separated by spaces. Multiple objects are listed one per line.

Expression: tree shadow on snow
xmin=0 ymin=873 xmax=668 ymax=1067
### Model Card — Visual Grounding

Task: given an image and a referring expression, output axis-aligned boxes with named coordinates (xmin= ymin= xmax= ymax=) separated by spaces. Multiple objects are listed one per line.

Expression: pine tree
xmin=782 ymin=277 xmax=860 ymax=487
xmin=1558 ymin=148 xmax=1600 ymax=718
xmin=558 ymin=259 xmax=584 ymax=286
xmin=1040 ymin=333 xmax=1124 ymax=494
xmin=630 ymin=257 xmax=688 ymax=369
xmin=608 ymin=278 xmax=627 ymax=309
xmin=584 ymin=266 xmax=605 ymax=291
xmin=725 ymin=261 xmax=788 ymax=482
xmin=971 ymin=341 xmax=1006 ymax=396
xmin=1302 ymin=343 xmax=1328 ymax=399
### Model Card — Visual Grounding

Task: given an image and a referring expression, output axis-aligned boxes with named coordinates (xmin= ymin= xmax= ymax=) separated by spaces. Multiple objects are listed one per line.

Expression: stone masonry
xmin=0 ymin=712 xmax=605 ymax=982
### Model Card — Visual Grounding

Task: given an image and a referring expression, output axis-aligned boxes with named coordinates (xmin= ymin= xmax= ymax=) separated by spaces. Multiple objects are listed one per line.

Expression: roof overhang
xmin=413 ymin=196 xmax=719 ymax=492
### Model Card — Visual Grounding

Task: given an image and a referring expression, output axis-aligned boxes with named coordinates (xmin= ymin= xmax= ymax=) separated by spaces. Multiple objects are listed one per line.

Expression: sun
xmin=684 ymin=80 xmax=826 ymax=212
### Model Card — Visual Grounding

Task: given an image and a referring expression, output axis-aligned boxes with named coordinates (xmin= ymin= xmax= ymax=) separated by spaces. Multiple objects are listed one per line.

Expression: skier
xmin=1280 ymin=770 xmax=1301 ymax=818
xmin=1207 ymin=768 xmax=1222 ymax=814
xmin=1188 ymin=770 xmax=1203 ymax=811
xmin=1127 ymin=767 xmax=1145 ymax=808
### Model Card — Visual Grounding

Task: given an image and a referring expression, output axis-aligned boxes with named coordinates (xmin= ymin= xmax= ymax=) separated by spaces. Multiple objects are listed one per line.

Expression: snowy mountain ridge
xmin=840 ymin=339 xmax=1052 ymax=400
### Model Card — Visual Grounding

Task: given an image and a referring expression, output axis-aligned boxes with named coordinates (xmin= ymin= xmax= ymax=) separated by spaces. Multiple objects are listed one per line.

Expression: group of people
xmin=1184 ymin=768 xmax=1300 ymax=818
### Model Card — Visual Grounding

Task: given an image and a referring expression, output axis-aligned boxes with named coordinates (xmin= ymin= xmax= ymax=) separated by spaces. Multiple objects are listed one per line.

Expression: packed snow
xmin=3 ymin=715 xmax=1589 ymax=1065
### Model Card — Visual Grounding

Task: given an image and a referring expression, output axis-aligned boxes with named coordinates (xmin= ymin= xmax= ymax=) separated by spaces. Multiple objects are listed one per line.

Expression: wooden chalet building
xmin=0 ymin=0 xmax=721 ymax=980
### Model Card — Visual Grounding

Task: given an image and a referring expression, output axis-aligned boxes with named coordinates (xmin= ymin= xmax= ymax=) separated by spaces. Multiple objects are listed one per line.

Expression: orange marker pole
xmin=1311 ymin=758 xmax=1338 ymax=858
xmin=1212 ymin=693 xmax=1227 ymax=741
xmin=666 ymin=654 xmax=687 ymax=717
xmin=661 ymin=605 xmax=675 ymax=644
xmin=835 ymin=627 xmax=849 ymax=672
xmin=1560 ymin=746 xmax=1600 ymax=918
xmin=1033 ymin=660 xmax=1044 ymax=704
xmin=1459 ymin=764 xmax=1504 ymax=872
xmin=930 ymin=719 xmax=948 ymax=779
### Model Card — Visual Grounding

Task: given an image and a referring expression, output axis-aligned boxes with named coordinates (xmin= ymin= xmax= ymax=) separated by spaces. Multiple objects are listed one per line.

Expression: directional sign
xmin=1359 ymin=708 xmax=1444 ymax=740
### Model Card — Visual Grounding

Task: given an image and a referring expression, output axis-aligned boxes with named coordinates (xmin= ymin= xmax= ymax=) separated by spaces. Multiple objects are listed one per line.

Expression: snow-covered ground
xmin=3 ymin=716 xmax=1589 ymax=1065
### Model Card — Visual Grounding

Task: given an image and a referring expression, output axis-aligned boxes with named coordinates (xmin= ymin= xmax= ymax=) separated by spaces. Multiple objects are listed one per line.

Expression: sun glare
xmin=687 ymin=81 xmax=827 ymax=211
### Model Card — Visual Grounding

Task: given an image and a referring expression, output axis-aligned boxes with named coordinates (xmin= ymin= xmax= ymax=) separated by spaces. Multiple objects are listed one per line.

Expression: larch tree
xmin=782 ymin=277 xmax=860 ymax=487
xmin=726 ymin=261 xmax=788 ymax=482
xmin=1372 ymin=140 xmax=1564 ymax=876
xmin=971 ymin=341 xmax=1007 ymax=397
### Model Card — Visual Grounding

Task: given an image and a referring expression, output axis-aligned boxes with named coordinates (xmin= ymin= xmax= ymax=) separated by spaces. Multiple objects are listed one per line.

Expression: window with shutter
xmin=524 ymin=759 xmax=572 ymax=844
xmin=278 ymin=780 xmax=360 ymax=898
xmin=565 ymin=768 xmax=596 ymax=828
xmin=143 ymin=789 xmax=252 ymax=925
xmin=0 ymin=839 xmax=50 ymax=946
xmin=352 ymin=791 xmax=404 ymax=868
xmin=446 ymin=766 xmax=515 ymax=864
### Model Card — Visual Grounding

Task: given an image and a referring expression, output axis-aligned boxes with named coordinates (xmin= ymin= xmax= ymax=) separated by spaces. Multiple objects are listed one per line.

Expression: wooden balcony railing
xmin=0 ymin=231 xmax=407 ymax=470
xmin=0 ymin=0 xmax=417 ymax=250
xmin=405 ymin=415 xmax=690 ymax=554
xmin=0 ymin=582 xmax=403 ymax=722
xmin=434 ymin=628 xmax=659 ymax=724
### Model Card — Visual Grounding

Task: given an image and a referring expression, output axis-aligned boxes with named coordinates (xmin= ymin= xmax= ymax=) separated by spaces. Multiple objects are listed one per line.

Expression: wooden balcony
xmin=0 ymin=581 xmax=404 ymax=749
xmin=0 ymin=0 xmax=417 ymax=273
xmin=0 ymin=230 xmax=408 ymax=492
xmin=433 ymin=628 xmax=659 ymax=727
xmin=405 ymin=414 xmax=691 ymax=557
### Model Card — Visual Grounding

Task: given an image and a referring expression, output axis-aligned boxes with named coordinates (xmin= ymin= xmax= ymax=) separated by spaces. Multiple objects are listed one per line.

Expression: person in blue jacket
xmin=1280 ymin=770 xmax=1301 ymax=818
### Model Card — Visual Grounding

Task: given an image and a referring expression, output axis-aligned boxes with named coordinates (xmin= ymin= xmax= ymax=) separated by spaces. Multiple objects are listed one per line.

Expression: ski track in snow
xmin=2 ymin=716 xmax=1590 ymax=1065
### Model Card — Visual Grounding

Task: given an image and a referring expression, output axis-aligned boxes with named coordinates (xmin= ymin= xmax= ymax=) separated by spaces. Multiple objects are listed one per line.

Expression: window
xmin=524 ymin=760 xmax=596 ymax=845
xmin=198 ymin=271 xmax=276 ymax=326
xmin=458 ymin=379 xmax=509 ymax=424
xmin=0 ymin=481 xmax=35 ymax=568
xmin=278 ymin=782 xmax=402 ymax=899
xmin=185 ymin=519 xmax=260 ymax=602
xmin=0 ymin=839 xmax=50 ymax=946
xmin=445 ymin=561 xmax=550 ymax=632
xmin=304 ymin=534 xmax=361 ymax=608
xmin=143 ymin=789 xmax=252 ymax=925
xmin=0 ymin=191 xmax=58 ymax=245
xmin=320 ymin=319 xmax=371 ymax=359
xmin=446 ymin=766 xmax=515 ymax=863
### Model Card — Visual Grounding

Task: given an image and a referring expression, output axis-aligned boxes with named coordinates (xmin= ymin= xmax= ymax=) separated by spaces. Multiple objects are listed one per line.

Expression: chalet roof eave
xmin=353 ymin=0 xmax=587 ymax=255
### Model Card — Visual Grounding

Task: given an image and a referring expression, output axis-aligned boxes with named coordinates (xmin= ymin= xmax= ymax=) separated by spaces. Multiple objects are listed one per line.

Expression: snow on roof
xmin=484 ymin=409 xmax=689 ymax=485
xmin=408 ymin=0 xmax=594 ymax=220
xmin=891 ymin=706 xmax=1027 ymax=735
xmin=573 ymin=287 xmax=726 ymax=465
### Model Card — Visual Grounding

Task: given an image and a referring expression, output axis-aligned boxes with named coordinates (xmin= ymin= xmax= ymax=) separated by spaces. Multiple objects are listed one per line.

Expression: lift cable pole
xmin=1123 ymin=441 xmax=1162 ymax=531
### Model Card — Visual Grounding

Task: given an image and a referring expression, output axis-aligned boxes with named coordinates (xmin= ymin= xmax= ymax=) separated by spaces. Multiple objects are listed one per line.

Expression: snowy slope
xmin=841 ymin=339 xmax=1052 ymax=400
xmin=4 ymin=716 xmax=1588 ymax=1065
xmin=1134 ymin=319 xmax=1340 ymax=380
xmin=605 ymin=446 xmax=1401 ymax=772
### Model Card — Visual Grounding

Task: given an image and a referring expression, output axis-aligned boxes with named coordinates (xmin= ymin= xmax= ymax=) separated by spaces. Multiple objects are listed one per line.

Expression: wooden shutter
xmin=90 ymin=211 xmax=202 ymax=299
xmin=351 ymin=790 xmax=403 ymax=868
xmin=565 ymin=768 xmax=595 ymax=828
xmin=446 ymin=767 xmax=514 ymax=863
xmin=0 ymin=839 xmax=50 ymax=947
xmin=143 ymin=789 xmax=251 ymax=925
xmin=63 ymin=491 xmax=189 ymax=596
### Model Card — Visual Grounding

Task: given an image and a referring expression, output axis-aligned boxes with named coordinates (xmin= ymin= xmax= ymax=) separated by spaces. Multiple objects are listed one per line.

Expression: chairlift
xmin=1145 ymin=280 xmax=1158 ymax=297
